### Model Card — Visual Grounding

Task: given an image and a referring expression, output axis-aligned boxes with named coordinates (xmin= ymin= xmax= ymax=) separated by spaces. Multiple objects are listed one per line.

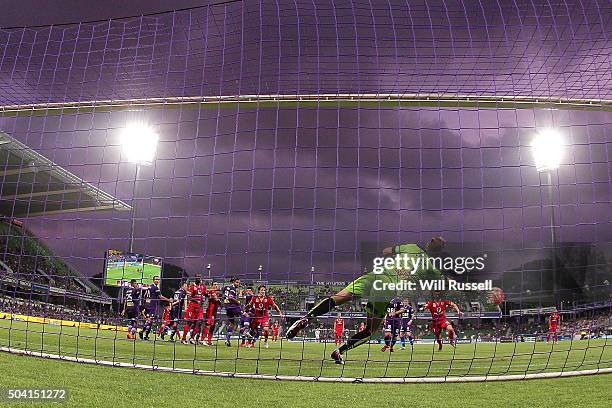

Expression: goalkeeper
xmin=286 ymin=236 xmax=446 ymax=364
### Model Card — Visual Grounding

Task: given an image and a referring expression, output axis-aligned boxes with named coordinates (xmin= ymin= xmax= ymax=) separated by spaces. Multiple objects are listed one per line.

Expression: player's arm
xmin=243 ymin=297 xmax=255 ymax=313
xmin=159 ymin=290 xmax=171 ymax=303
xmin=271 ymin=301 xmax=284 ymax=318
xmin=449 ymin=301 xmax=462 ymax=315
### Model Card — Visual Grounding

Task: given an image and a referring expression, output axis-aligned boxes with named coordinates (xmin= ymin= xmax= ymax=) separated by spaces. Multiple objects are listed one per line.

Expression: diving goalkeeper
xmin=286 ymin=236 xmax=446 ymax=364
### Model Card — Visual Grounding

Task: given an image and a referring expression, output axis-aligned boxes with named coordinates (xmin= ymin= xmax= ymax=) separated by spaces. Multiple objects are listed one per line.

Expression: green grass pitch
xmin=0 ymin=319 xmax=610 ymax=407
xmin=104 ymin=263 xmax=161 ymax=286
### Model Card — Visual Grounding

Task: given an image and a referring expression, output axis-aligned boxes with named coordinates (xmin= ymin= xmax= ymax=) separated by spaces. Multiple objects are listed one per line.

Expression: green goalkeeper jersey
xmin=343 ymin=243 xmax=441 ymax=319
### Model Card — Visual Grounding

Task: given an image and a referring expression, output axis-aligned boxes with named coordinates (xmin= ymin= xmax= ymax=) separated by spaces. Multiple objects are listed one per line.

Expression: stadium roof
xmin=0 ymin=132 xmax=131 ymax=217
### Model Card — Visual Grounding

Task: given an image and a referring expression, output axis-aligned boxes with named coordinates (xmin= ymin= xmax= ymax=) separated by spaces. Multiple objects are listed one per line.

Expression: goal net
xmin=0 ymin=0 xmax=610 ymax=382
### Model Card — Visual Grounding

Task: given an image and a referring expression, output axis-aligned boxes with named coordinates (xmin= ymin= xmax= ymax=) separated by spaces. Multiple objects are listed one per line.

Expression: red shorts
xmin=185 ymin=304 xmax=201 ymax=321
xmin=273 ymin=330 xmax=280 ymax=336
xmin=252 ymin=317 xmax=270 ymax=330
xmin=550 ymin=325 xmax=558 ymax=333
xmin=206 ymin=314 xmax=217 ymax=326
xmin=335 ymin=331 xmax=343 ymax=338
xmin=431 ymin=319 xmax=451 ymax=335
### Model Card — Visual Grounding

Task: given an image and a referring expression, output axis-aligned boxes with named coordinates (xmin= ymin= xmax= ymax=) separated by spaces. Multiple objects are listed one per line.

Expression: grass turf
xmin=0 ymin=319 xmax=610 ymax=380
xmin=0 ymin=351 xmax=611 ymax=408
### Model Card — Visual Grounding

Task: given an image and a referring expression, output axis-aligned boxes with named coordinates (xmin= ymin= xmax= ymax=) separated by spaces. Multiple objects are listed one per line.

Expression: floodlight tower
xmin=531 ymin=128 xmax=563 ymax=306
xmin=120 ymin=123 xmax=158 ymax=253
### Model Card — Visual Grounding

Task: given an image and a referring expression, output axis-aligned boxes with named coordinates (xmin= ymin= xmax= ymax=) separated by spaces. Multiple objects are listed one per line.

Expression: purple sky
xmin=0 ymin=1 xmax=610 ymax=281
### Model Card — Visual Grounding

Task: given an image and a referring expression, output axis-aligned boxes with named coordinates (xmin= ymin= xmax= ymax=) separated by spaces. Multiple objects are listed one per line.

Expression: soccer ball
xmin=490 ymin=287 xmax=505 ymax=304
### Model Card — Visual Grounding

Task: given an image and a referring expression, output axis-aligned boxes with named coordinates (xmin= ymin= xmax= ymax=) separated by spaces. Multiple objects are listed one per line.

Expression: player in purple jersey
xmin=239 ymin=309 xmax=254 ymax=347
xmin=139 ymin=276 xmax=171 ymax=340
xmin=222 ymin=277 xmax=242 ymax=346
xmin=122 ymin=279 xmax=141 ymax=339
xmin=163 ymin=282 xmax=187 ymax=341
xmin=399 ymin=300 xmax=415 ymax=349
xmin=381 ymin=297 xmax=406 ymax=352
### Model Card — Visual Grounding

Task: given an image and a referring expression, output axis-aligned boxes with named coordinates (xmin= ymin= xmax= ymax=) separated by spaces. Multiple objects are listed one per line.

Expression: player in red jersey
xmin=157 ymin=304 xmax=172 ymax=337
xmin=334 ymin=314 xmax=345 ymax=345
xmin=199 ymin=282 xmax=221 ymax=345
xmin=271 ymin=320 xmax=281 ymax=341
xmin=547 ymin=310 xmax=561 ymax=343
xmin=420 ymin=291 xmax=462 ymax=351
xmin=181 ymin=277 xmax=207 ymax=344
xmin=245 ymin=285 xmax=283 ymax=348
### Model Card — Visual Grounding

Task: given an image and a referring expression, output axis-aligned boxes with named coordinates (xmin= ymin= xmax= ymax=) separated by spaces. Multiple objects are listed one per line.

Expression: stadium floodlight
xmin=120 ymin=123 xmax=158 ymax=165
xmin=121 ymin=123 xmax=158 ymax=253
xmin=531 ymin=128 xmax=565 ymax=307
xmin=531 ymin=128 xmax=563 ymax=172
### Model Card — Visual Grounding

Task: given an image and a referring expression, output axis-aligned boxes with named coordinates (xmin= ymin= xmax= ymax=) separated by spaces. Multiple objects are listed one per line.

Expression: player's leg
xmin=250 ymin=320 xmax=261 ymax=347
xmin=332 ymin=312 xmax=384 ymax=364
xmin=286 ymin=288 xmax=353 ymax=339
xmin=225 ymin=315 xmax=236 ymax=346
xmin=138 ymin=314 xmax=146 ymax=339
xmin=240 ymin=322 xmax=247 ymax=346
xmin=382 ymin=324 xmax=392 ymax=351
xmin=181 ymin=308 xmax=195 ymax=343
xmin=433 ymin=324 xmax=443 ymax=351
xmin=144 ymin=317 xmax=152 ymax=340
xmin=399 ymin=329 xmax=406 ymax=349
xmin=390 ymin=327 xmax=398 ymax=352
xmin=445 ymin=321 xmax=456 ymax=347
xmin=201 ymin=318 xmax=210 ymax=345
xmin=263 ymin=323 xmax=270 ymax=348
xmin=407 ymin=328 xmax=414 ymax=346
xmin=287 ymin=273 xmax=376 ymax=340
xmin=206 ymin=319 xmax=216 ymax=344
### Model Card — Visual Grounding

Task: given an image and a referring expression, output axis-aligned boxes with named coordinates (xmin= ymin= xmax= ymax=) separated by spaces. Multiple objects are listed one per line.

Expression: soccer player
xmin=399 ymin=300 xmax=415 ymax=349
xmin=358 ymin=322 xmax=366 ymax=333
xmin=158 ymin=304 xmax=172 ymax=337
xmin=222 ymin=277 xmax=242 ymax=346
xmin=242 ymin=286 xmax=255 ymax=304
xmin=181 ymin=277 xmax=207 ymax=344
xmin=239 ymin=309 xmax=254 ymax=347
xmin=200 ymin=282 xmax=221 ymax=346
xmin=286 ymin=237 xmax=446 ymax=364
xmin=334 ymin=314 xmax=345 ymax=345
xmin=547 ymin=310 xmax=561 ymax=343
xmin=164 ymin=282 xmax=187 ymax=341
xmin=420 ymin=291 xmax=462 ymax=351
xmin=245 ymin=285 xmax=283 ymax=348
xmin=139 ymin=276 xmax=170 ymax=340
xmin=271 ymin=320 xmax=281 ymax=341
xmin=382 ymin=297 xmax=405 ymax=352
xmin=121 ymin=279 xmax=141 ymax=339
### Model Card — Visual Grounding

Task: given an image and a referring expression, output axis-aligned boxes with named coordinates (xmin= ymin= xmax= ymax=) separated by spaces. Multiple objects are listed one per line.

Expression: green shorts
xmin=343 ymin=272 xmax=398 ymax=320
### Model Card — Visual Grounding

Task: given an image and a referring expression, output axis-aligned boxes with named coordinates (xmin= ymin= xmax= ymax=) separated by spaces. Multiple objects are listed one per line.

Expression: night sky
xmin=0 ymin=0 xmax=610 ymax=282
